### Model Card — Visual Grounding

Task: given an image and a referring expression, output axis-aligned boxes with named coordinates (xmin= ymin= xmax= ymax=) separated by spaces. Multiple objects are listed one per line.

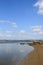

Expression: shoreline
xmin=20 ymin=44 xmax=43 ymax=65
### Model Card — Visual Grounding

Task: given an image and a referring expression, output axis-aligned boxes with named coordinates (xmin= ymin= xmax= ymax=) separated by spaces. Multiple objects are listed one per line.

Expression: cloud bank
xmin=34 ymin=0 xmax=43 ymax=14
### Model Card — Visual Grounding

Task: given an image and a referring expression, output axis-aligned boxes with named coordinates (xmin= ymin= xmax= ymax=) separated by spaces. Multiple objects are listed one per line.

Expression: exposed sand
xmin=20 ymin=44 xmax=43 ymax=65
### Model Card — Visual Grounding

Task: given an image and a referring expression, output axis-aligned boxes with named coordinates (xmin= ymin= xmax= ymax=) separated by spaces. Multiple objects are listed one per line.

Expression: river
xmin=0 ymin=42 xmax=34 ymax=65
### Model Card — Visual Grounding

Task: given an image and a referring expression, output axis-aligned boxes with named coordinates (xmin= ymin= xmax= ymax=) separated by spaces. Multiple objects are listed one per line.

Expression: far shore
xmin=20 ymin=44 xmax=43 ymax=65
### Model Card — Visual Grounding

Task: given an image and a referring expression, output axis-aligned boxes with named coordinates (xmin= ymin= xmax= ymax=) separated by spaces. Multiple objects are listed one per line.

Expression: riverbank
xmin=21 ymin=44 xmax=43 ymax=65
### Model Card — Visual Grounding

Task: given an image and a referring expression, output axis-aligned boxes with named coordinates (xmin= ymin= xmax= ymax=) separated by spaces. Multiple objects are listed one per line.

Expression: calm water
xmin=0 ymin=43 xmax=34 ymax=65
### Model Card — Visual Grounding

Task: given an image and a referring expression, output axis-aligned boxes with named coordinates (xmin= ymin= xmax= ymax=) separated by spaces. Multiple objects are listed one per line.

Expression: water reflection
xmin=0 ymin=43 xmax=34 ymax=65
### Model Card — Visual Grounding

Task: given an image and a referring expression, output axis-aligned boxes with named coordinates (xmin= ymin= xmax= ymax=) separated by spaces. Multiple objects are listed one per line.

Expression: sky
xmin=0 ymin=0 xmax=43 ymax=40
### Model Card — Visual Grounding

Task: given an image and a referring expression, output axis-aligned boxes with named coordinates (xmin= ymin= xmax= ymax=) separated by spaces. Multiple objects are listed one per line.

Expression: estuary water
xmin=0 ymin=42 xmax=34 ymax=65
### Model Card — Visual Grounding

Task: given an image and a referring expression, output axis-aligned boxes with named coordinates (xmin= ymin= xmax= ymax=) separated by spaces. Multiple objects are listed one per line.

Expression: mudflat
xmin=21 ymin=44 xmax=43 ymax=65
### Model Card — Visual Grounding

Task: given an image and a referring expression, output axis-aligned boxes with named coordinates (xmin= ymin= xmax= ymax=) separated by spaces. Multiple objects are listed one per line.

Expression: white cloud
xmin=39 ymin=31 xmax=43 ymax=34
xmin=12 ymin=24 xmax=18 ymax=28
xmin=5 ymin=34 xmax=12 ymax=38
xmin=11 ymin=22 xmax=16 ymax=25
xmin=0 ymin=20 xmax=16 ymax=25
xmin=0 ymin=20 xmax=18 ymax=28
xmin=0 ymin=33 xmax=12 ymax=38
xmin=31 ymin=26 xmax=42 ymax=29
xmin=33 ymin=29 xmax=41 ymax=32
xmin=34 ymin=0 xmax=43 ymax=14
xmin=8 ymin=22 xmax=16 ymax=25
xmin=19 ymin=30 xmax=26 ymax=34
xmin=11 ymin=22 xmax=18 ymax=28
xmin=31 ymin=26 xmax=42 ymax=32
xmin=0 ymin=20 xmax=11 ymax=23
xmin=0 ymin=20 xmax=6 ymax=22
xmin=0 ymin=33 xmax=4 ymax=37
xmin=0 ymin=31 xmax=43 ymax=40
xmin=0 ymin=28 xmax=2 ymax=30
xmin=31 ymin=25 xmax=43 ymax=36
xmin=6 ymin=30 xmax=12 ymax=33
xmin=9 ymin=22 xmax=18 ymax=28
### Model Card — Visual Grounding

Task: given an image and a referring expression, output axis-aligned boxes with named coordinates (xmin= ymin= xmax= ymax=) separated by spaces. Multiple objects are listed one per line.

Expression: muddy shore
xmin=20 ymin=44 xmax=43 ymax=65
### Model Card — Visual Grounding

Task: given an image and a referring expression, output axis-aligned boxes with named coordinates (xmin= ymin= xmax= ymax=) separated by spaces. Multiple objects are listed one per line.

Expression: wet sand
xmin=21 ymin=44 xmax=43 ymax=65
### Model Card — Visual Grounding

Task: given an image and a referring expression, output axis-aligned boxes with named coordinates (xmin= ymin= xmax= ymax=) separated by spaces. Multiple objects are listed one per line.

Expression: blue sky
xmin=0 ymin=0 xmax=43 ymax=40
